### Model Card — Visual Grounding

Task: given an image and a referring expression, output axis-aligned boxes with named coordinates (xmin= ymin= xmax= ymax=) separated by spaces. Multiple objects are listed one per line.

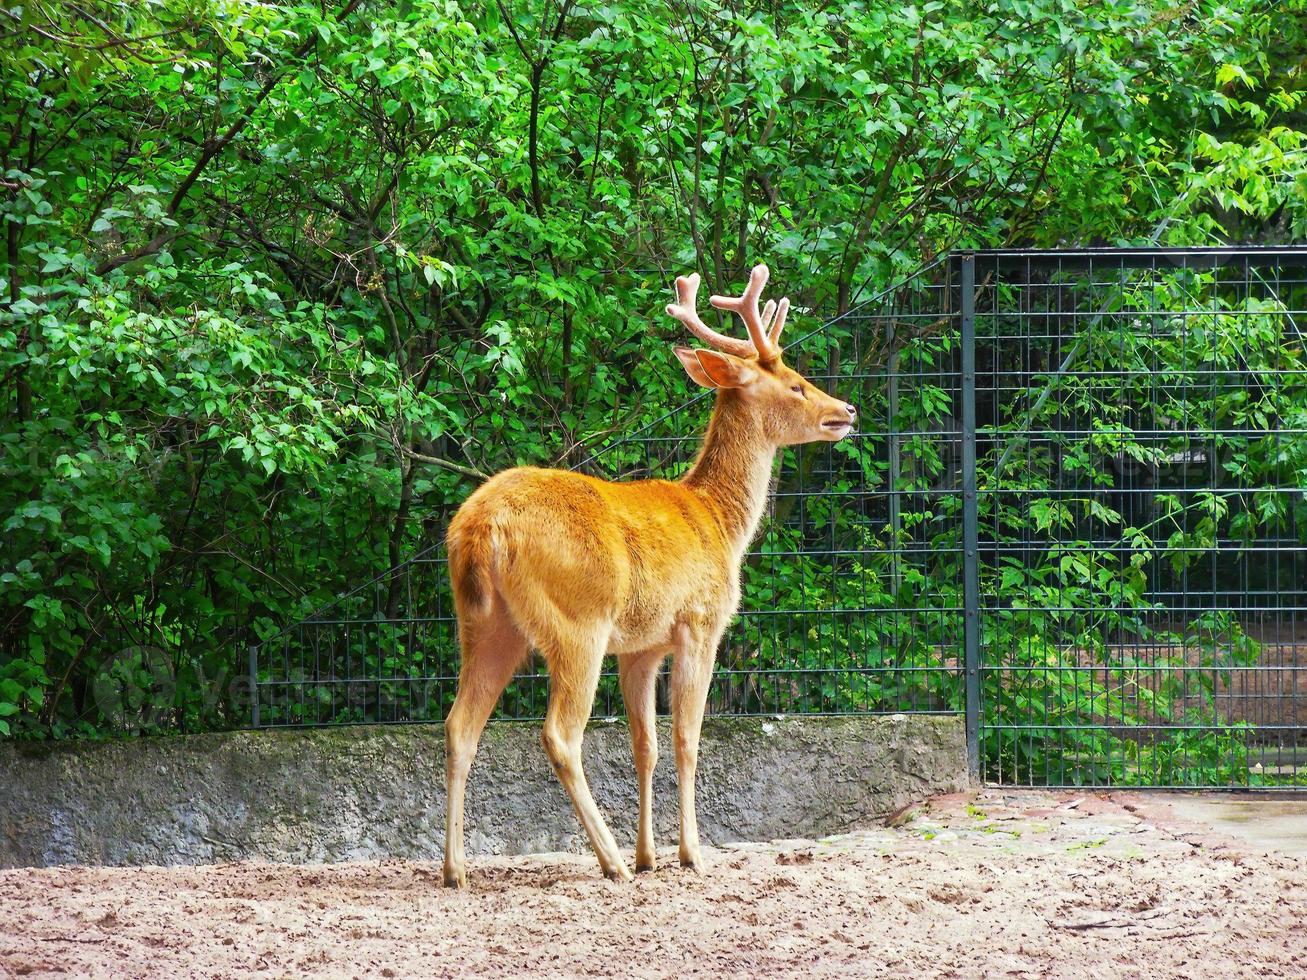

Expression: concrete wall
xmin=0 ymin=715 xmax=967 ymax=868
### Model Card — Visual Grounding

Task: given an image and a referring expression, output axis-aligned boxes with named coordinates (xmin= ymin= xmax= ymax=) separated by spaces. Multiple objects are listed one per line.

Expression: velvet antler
xmin=665 ymin=265 xmax=789 ymax=360
xmin=664 ymin=272 xmax=757 ymax=358
xmin=710 ymin=264 xmax=787 ymax=361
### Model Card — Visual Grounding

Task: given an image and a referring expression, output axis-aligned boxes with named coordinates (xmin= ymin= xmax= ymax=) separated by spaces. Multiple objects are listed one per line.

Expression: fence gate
xmin=962 ymin=248 xmax=1306 ymax=789
xmin=250 ymin=246 xmax=1307 ymax=790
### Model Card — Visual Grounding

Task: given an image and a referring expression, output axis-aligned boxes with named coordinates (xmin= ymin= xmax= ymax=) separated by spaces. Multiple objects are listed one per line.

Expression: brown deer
xmin=442 ymin=264 xmax=855 ymax=886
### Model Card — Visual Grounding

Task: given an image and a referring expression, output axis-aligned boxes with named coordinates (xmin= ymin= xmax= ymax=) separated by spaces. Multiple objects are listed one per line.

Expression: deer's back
xmin=447 ymin=466 xmax=738 ymax=652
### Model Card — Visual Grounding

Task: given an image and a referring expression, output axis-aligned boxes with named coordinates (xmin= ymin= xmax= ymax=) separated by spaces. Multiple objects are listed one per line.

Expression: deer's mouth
xmin=821 ymin=418 xmax=853 ymax=437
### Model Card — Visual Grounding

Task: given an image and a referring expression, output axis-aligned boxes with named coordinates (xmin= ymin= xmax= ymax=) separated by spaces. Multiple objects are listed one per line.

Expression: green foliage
xmin=1 ymin=0 xmax=1304 ymax=777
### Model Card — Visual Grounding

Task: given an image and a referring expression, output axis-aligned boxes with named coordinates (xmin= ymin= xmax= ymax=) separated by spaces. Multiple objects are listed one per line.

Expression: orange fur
xmin=442 ymin=264 xmax=854 ymax=886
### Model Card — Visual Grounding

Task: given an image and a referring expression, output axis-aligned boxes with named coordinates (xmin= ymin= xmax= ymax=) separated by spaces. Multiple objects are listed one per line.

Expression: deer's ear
xmin=674 ymin=347 xmax=757 ymax=389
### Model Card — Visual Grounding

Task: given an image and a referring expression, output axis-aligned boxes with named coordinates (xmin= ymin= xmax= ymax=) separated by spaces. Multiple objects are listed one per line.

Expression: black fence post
xmin=248 ymin=644 xmax=260 ymax=728
xmin=959 ymin=252 xmax=982 ymax=780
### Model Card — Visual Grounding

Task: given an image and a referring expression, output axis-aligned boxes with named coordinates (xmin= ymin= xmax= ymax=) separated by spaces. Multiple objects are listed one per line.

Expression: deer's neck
xmin=681 ymin=392 xmax=777 ymax=554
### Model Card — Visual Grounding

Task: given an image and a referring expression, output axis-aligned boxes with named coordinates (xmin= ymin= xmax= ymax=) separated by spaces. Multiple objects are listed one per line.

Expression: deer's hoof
xmin=603 ymin=862 xmax=635 ymax=883
xmin=679 ymin=854 xmax=706 ymax=875
xmin=443 ymin=865 xmax=467 ymax=889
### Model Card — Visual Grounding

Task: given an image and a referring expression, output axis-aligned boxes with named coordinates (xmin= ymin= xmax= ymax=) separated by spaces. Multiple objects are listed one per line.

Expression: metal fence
xmin=250 ymin=246 xmax=1307 ymax=789
xmin=968 ymin=248 xmax=1307 ymax=788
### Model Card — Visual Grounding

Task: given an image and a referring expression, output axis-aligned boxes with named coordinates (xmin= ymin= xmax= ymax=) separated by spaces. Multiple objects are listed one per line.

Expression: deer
xmin=442 ymin=263 xmax=856 ymax=886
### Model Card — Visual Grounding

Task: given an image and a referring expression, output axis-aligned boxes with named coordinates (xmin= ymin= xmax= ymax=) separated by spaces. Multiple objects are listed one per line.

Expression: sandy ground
xmin=3 ymin=790 xmax=1305 ymax=980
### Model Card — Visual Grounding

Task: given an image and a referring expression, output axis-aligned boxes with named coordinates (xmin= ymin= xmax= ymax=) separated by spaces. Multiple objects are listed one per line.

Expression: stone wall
xmin=0 ymin=715 xmax=967 ymax=868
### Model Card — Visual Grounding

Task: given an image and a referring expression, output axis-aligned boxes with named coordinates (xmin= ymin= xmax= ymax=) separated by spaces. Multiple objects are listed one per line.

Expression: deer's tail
xmin=447 ymin=516 xmax=496 ymax=618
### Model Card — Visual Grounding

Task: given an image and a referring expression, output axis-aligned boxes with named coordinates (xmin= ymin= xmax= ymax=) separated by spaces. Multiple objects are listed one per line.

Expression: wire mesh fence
xmin=970 ymin=249 xmax=1307 ymax=788
xmin=249 ymin=261 xmax=964 ymax=726
xmin=250 ymin=247 xmax=1307 ymax=789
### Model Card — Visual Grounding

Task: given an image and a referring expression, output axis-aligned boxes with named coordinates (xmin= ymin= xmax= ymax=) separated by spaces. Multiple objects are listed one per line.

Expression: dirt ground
xmin=3 ymin=790 xmax=1305 ymax=980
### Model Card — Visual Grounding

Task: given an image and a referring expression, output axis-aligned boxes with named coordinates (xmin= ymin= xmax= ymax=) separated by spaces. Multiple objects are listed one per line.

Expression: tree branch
xmin=396 ymin=445 xmax=488 ymax=481
xmin=94 ymin=0 xmax=364 ymax=275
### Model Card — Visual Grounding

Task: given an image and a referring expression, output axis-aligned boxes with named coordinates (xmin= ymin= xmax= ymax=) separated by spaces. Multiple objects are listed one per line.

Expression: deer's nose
xmin=845 ymin=403 xmax=857 ymax=418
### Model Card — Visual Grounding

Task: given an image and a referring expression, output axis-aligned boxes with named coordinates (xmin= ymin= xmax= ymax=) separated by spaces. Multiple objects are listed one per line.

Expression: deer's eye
xmin=790 ymin=384 xmax=804 ymax=395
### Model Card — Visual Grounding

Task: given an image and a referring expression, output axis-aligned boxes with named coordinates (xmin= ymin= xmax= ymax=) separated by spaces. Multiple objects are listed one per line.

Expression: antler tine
xmin=768 ymin=296 xmax=789 ymax=346
xmin=709 ymin=263 xmax=782 ymax=360
xmin=757 ymin=296 xmax=789 ymax=346
xmin=665 ymin=272 xmax=756 ymax=358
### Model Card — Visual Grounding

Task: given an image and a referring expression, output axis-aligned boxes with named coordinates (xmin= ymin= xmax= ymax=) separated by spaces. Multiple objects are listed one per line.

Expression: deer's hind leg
xmin=443 ymin=599 xmax=528 ymax=888
xmin=541 ymin=632 xmax=633 ymax=882
xmin=619 ymin=649 xmax=664 ymax=872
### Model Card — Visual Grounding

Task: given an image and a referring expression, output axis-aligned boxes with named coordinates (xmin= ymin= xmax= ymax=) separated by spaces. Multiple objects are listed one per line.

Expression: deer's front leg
xmin=542 ymin=634 xmax=633 ymax=882
xmin=671 ymin=628 xmax=716 ymax=873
